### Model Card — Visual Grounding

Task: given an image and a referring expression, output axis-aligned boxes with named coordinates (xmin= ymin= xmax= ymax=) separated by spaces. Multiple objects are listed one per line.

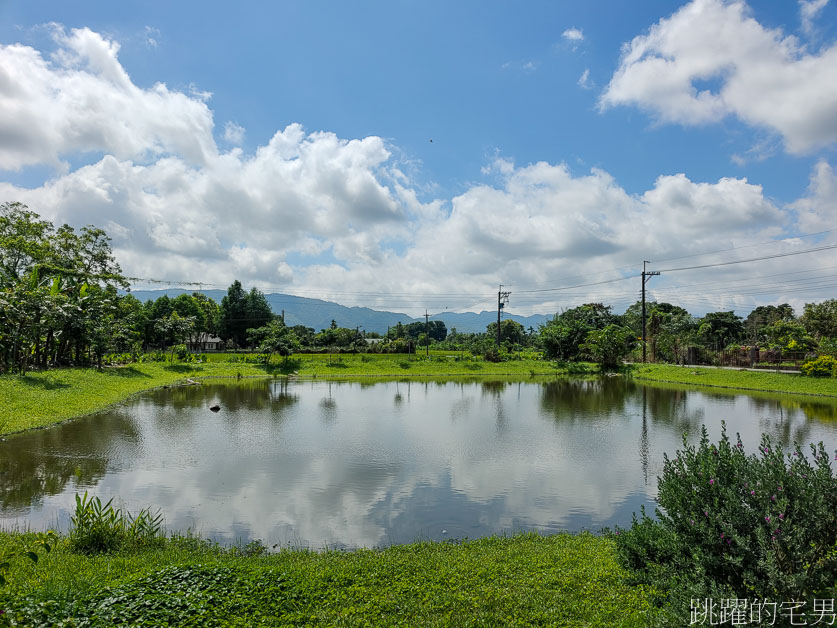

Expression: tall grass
xmin=69 ymin=492 xmax=164 ymax=555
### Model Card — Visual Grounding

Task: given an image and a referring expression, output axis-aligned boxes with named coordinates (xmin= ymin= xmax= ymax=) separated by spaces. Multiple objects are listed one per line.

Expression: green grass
xmin=632 ymin=363 xmax=837 ymax=397
xmin=0 ymin=531 xmax=656 ymax=626
xmin=0 ymin=357 xmax=583 ymax=436
xmin=0 ymin=362 xmax=271 ymax=436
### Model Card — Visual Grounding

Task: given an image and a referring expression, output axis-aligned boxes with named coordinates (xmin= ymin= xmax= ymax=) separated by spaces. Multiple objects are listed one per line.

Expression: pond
xmin=2 ymin=378 xmax=836 ymax=549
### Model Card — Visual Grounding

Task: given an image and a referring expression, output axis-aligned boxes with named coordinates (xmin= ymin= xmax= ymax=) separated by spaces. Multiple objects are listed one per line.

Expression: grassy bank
xmin=633 ymin=363 xmax=837 ymax=397
xmin=0 ymin=362 xmax=270 ymax=436
xmin=0 ymin=356 xmax=580 ymax=436
xmin=0 ymin=532 xmax=655 ymax=626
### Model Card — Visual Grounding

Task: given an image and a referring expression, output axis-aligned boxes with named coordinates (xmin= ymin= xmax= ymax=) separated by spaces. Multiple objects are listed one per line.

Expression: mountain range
xmin=128 ymin=289 xmax=551 ymax=335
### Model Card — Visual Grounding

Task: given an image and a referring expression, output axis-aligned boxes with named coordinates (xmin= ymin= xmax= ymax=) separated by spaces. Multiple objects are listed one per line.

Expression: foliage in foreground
xmin=0 ymin=532 xmax=655 ymax=627
xmin=69 ymin=493 xmax=164 ymax=555
xmin=615 ymin=425 xmax=837 ymax=624
xmin=0 ymin=532 xmax=56 ymax=588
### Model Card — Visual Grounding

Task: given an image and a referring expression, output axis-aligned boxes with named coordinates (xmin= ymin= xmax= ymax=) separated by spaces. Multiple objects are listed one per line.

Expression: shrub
xmin=482 ymin=347 xmax=501 ymax=362
xmin=801 ymin=355 xmax=837 ymax=377
xmin=615 ymin=425 xmax=837 ymax=624
xmin=69 ymin=492 xmax=164 ymax=555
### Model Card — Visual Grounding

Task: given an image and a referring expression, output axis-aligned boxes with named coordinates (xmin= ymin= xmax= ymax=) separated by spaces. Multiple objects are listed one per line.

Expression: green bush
xmin=69 ymin=492 xmax=164 ymax=555
xmin=482 ymin=347 xmax=501 ymax=362
xmin=801 ymin=355 xmax=837 ymax=377
xmin=615 ymin=425 xmax=837 ymax=623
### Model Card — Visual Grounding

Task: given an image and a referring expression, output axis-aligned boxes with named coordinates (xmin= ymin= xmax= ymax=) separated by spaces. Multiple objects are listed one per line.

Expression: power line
xmin=649 ymin=228 xmax=837 ymax=264
xmin=655 ymin=243 xmax=837 ymax=273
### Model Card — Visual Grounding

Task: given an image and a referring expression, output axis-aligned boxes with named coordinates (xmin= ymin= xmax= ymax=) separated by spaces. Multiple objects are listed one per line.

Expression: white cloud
xmin=0 ymin=24 xmax=831 ymax=317
xmin=223 ymin=121 xmax=245 ymax=145
xmin=790 ymin=160 xmax=837 ymax=233
xmin=601 ymin=0 xmax=837 ymax=154
xmin=0 ymin=25 xmax=217 ymax=170
xmin=577 ymin=68 xmax=593 ymax=89
xmin=562 ymin=28 xmax=584 ymax=42
xmin=144 ymin=26 xmax=160 ymax=48
xmin=800 ymin=0 xmax=830 ymax=34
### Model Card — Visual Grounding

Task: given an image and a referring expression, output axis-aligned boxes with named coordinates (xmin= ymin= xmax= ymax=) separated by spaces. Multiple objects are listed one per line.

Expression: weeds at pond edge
xmin=69 ymin=492 xmax=164 ymax=555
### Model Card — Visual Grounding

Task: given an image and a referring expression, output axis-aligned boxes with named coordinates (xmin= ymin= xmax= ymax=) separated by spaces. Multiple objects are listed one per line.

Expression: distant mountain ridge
xmin=128 ymin=289 xmax=551 ymax=334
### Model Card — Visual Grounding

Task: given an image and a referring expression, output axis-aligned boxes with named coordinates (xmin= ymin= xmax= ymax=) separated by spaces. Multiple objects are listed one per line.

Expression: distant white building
xmin=187 ymin=336 xmax=226 ymax=352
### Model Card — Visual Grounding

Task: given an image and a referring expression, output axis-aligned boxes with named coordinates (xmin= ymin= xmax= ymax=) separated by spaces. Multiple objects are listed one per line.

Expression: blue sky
xmin=1 ymin=1 xmax=837 ymax=316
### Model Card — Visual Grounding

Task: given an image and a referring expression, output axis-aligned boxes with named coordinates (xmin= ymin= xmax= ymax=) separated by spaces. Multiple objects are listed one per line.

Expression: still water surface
xmin=2 ymin=378 xmax=836 ymax=548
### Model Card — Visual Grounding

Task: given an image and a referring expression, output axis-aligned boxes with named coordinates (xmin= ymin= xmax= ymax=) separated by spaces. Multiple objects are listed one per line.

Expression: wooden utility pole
xmin=641 ymin=261 xmax=660 ymax=363
xmin=496 ymin=286 xmax=511 ymax=349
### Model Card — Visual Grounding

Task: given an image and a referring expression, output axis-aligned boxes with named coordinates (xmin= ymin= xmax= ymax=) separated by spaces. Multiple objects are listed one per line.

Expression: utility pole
xmin=425 ymin=310 xmax=430 ymax=357
xmin=497 ymin=285 xmax=511 ymax=349
xmin=641 ymin=261 xmax=660 ymax=363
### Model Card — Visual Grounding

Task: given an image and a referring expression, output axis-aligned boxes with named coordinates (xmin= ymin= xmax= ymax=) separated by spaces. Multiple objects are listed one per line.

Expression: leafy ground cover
xmin=0 ymin=532 xmax=655 ymax=627
xmin=0 ymin=357 xmax=581 ymax=436
xmin=633 ymin=363 xmax=837 ymax=398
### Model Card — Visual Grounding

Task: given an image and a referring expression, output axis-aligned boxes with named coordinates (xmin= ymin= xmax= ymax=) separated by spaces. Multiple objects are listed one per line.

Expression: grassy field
xmin=632 ymin=363 xmax=837 ymax=397
xmin=0 ymin=531 xmax=655 ymax=626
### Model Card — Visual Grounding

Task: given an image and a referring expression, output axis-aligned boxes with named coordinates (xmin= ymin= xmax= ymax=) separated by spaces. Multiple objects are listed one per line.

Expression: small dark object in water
xmin=210 ymin=404 xmax=221 ymax=412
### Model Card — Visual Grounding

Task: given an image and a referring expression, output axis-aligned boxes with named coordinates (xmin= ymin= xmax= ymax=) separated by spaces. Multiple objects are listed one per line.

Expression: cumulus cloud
xmin=790 ymin=160 xmax=837 ymax=233
xmin=0 ymin=24 xmax=829 ymax=317
xmin=562 ymin=28 xmax=584 ymax=41
xmin=0 ymin=25 xmax=217 ymax=170
xmin=601 ymin=0 xmax=837 ymax=154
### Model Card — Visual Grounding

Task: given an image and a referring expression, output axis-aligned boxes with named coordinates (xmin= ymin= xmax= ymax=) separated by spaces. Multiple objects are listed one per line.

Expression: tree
xmin=802 ymin=299 xmax=837 ymax=339
xmin=764 ymin=321 xmax=815 ymax=351
xmin=486 ymin=320 xmax=525 ymax=346
xmin=172 ymin=293 xmax=206 ymax=347
xmin=191 ymin=292 xmax=220 ymax=349
xmin=246 ymin=287 xmax=272 ymax=331
xmin=219 ymin=281 xmax=248 ymax=348
xmin=580 ymin=324 xmax=635 ymax=369
xmin=539 ymin=304 xmax=616 ymax=361
xmin=0 ymin=203 xmax=126 ymax=372
xmin=291 ymin=325 xmax=315 ymax=347
xmin=745 ymin=304 xmax=795 ymax=343
xmin=697 ymin=311 xmax=744 ymax=348
xmin=155 ymin=312 xmax=195 ymax=362
xmin=622 ymin=301 xmax=690 ymax=337
xmin=247 ymin=320 xmax=299 ymax=364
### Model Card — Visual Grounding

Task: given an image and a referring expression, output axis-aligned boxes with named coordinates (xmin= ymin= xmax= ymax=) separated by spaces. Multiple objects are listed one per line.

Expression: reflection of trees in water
xmin=0 ymin=410 xmax=138 ymax=510
xmin=319 ymin=381 xmax=337 ymax=423
xmin=539 ymin=379 xmax=704 ymax=437
xmin=641 ymin=385 xmax=703 ymax=436
xmin=480 ymin=380 xmax=510 ymax=397
xmin=201 ymin=380 xmax=299 ymax=413
xmin=753 ymin=400 xmax=814 ymax=447
xmin=478 ymin=380 xmax=509 ymax=433
xmin=749 ymin=394 xmax=837 ymax=425
xmin=539 ymin=378 xmax=631 ymax=420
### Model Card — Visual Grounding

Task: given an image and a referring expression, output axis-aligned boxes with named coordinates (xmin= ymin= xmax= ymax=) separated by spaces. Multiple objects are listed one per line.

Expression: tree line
xmin=3 ymin=202 xmax=837 ymax=373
